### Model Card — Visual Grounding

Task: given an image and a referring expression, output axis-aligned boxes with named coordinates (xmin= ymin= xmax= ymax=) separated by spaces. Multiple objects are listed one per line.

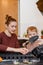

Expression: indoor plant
xmin=41 ymin=30 xmax=43 ymax=39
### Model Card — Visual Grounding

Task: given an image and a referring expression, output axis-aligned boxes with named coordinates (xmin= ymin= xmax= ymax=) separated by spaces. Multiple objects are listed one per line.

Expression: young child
xmin=27 ymin=26 xmax=38 ymax=38
xmin=23 ymin=26 xmax=43 ymax=52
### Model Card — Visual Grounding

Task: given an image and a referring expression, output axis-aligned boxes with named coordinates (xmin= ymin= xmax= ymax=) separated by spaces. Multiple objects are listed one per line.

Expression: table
xmin=0 ymin=61 xmax=43 ymax=65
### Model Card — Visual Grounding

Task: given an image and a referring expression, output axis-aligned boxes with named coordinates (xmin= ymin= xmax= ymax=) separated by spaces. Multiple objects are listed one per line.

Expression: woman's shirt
xmin=0 ymin=32 xmax=20 ymax=52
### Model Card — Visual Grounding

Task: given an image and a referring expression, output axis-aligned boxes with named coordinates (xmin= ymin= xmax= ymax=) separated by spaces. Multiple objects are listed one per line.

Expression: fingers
xmin=23 ymin=41 xmax=29 ymax=47
xmin=22 ymin=43 xmax=26 ymax=46
xmin=20 ymin=48 xmax=29 ymax=55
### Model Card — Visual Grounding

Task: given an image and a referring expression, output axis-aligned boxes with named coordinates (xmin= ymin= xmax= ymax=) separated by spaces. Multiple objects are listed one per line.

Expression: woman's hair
xmin=5 ymin=15 xmax=16 ymax=25
xmin=27 ymin=26 xmax=38 ymax=34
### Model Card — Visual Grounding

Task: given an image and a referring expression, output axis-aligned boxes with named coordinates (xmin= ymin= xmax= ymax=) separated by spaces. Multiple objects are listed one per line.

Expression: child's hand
xmin=37 ymin=39 xmax=43 ymax=45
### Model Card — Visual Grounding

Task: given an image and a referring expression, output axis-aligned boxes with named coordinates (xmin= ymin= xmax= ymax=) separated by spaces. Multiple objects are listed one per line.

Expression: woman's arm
xmin=0 ymin=44 xmax=8 ymax=51
xmin=6 ymin=47 xmax=29 ymax=54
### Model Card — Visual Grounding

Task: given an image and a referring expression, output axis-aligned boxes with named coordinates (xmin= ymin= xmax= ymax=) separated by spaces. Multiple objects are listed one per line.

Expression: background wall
xmin=0 ymin=0 xmax=43 ymax=37
xmin=0 ymin=0 xmax=18 ymax=35
xmin=19 ymin=0 xmax=43 ymax=37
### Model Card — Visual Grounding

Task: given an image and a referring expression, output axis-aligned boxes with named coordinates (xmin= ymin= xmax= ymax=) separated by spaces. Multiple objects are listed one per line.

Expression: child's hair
xmin=27 ymin=26 xmax=38 ymax=34
xmin=5 ymin=15 xmax=16 ymax=25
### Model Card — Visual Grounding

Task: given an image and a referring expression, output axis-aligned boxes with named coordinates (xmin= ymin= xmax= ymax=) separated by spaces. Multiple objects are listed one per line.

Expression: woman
xmin=0 ymin=15 xmax=29 ymax=54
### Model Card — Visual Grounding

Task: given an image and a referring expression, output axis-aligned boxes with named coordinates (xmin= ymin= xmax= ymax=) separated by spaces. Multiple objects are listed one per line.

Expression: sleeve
xmin=0 ymin=34 xmax=8 ymax=52
xmin=15 ymin=35 xmax=20 ymax=48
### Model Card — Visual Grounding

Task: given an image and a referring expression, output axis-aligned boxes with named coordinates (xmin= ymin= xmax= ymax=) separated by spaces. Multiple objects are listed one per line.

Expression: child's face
xmin=27 ymin=30 xmax=38 ymax=38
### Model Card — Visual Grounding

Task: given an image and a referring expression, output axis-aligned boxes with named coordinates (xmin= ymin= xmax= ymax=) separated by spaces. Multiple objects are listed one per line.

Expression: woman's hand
xmin=14 ymin=48 xmax=29 ymax=54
